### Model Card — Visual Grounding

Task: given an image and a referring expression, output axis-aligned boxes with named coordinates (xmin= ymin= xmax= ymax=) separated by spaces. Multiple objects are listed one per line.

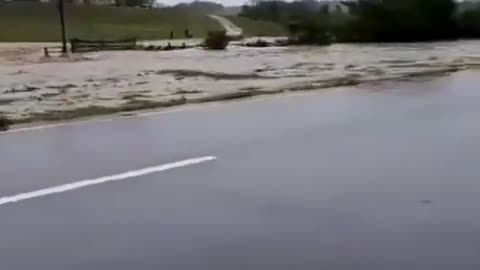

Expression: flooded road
xmin=1 ymin=40 xmax=480 ymax=121
xmin=1 ymin=70 xmax=480 ymax=269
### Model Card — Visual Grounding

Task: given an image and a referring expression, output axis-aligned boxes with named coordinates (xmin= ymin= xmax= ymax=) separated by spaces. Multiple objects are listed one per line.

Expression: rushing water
xmin=2 ymin=70 xmax=480 ymax=270
xmin=1 ymin=40 xmax=480 ymax=120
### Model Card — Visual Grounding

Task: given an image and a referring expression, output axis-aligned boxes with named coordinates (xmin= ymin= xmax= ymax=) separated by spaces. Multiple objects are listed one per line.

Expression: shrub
xmin=204 ymin=31 xmax=230 ymax=50
xmin=0 ymin=115 xmax=11 ymax=131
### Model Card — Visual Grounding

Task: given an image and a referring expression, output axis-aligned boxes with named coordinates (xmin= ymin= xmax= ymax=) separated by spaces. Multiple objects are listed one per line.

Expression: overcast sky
xmin=160 ymin=0 xmax=323 ymax=7
xmin=160 ymin=0 xmax=471 ymax=7
xmin=159 ymin=0 xmax=243 ymax=6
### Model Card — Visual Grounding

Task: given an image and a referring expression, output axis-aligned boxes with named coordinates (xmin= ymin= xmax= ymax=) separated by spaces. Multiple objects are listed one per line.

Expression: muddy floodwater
xmin=1 ymin=40 xmax=480 ymax=121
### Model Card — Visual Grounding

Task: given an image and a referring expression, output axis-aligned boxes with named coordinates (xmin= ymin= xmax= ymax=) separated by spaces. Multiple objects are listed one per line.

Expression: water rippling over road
xmin=1 ymin=40 xmax=480 ymax=121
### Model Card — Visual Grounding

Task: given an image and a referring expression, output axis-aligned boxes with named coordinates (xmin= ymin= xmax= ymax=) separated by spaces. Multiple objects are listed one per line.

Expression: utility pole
xmin=57 ymin=0 xmax=68 ymax=53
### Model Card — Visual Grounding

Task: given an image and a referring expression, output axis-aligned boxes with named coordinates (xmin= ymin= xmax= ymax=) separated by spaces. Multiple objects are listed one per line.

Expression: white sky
xmin=159 ymin=0 xmax=244 ymax=6
xmin=160 ymin=0 xmax=331 ymax=7
xmin=160 ymin=0 xmax=469 ymax=7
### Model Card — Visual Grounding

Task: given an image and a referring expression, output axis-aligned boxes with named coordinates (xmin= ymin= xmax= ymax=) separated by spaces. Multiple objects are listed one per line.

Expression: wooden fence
xmin=70 ymin=38 xmax=137 ymax=53
xmin=43 ymin=46 xmax=65 ymax=57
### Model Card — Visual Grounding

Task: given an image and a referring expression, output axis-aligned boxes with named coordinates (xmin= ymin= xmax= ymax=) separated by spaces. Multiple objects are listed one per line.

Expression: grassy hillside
xmin=0 ymin=2 xmax=222 ymax=42
xmin=227 ymin=16 xmax=288 ymax=37
xmin=0 ymin=2 xmax=286 ymax=42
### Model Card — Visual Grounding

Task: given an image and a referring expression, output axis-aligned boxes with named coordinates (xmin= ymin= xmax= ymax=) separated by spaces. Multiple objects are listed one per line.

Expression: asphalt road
xmin=1 ymin=71 xmax=480 ymax=270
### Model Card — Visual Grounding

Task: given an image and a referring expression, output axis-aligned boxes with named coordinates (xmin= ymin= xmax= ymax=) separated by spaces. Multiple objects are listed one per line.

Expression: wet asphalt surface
xmin=1 ymin=71 xmax=480 ymax=270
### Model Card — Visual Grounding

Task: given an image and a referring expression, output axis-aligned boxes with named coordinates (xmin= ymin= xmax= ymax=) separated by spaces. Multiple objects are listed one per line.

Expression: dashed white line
xmin=0 ymin=156 xmax=216 ymax=207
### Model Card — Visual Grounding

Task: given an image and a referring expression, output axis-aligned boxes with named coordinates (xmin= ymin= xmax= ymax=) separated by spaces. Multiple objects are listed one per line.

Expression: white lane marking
xmin=0 ymin=156 xmax=216 ymax=207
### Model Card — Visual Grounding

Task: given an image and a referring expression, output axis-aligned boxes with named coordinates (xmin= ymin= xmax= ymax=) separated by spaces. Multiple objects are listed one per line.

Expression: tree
xmin=458 ymin=5 xmax=480 ymax=37
xmin=241 ymin=0 xmax=461 ymax=43
xmin=125 ymin=0 xmax=149 ymax=7
xmin=348 ymin=0 xmax=457 ymax=41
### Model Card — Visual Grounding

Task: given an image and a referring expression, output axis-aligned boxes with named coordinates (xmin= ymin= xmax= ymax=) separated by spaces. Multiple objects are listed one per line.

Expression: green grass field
xmin=0 ymin=2 xmax=222 ymax=41
xmin=0 ymin=2 xmax=285 ymax=42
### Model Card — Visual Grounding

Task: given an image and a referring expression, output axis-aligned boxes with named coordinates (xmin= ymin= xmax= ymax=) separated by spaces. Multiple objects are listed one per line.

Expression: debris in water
xmin=3 ymin=85 xmax=40 ymax=93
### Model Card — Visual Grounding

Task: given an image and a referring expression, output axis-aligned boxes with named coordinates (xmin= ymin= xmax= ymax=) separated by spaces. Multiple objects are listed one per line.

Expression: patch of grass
xmin=402 ymin=67 xmax=463 ymax=78
xmin=190 ymin=92 xmax=253 ymax=103
xmin=46 ymin=83 xmax=77 ymax=90
xmin=14 ymin=97 xmax=187 ymax=124
xmin=226 ymin=16 xmax=287 ymax=37
xmin=122 ymin=97 xmax=187 ymax=109
xmin=134 ymin=81 xmax=149 ymax=85
xmin=285 ymin=77 xmax=361 ymax=92
xmin=175 ymin=90 xmax=203 ymax=94
xmin=0 ymin=2 xmax=222 ymax=42
xmin=121 ymin=93 xmax=150 ymax=100
xmin=190 ymin=89 xmax=282 ymax=103
xmin=239 ymin=86 xmax=262 ymax=91
xmin=318 ymin=77 xmax=361 ymax=88
xmin=156 ymin=69 xmax=267 ymax=80
xmin=41 ymin=92 xmax=62 ymax=98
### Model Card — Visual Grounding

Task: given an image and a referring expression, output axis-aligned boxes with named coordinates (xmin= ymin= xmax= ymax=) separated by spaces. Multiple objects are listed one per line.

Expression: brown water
xmin=1 ymin=40 xmax=480 ymax=120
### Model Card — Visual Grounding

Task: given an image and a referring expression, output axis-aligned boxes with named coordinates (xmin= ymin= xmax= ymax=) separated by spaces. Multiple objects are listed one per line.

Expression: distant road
xmin=1 ymin=71 xmax=480 ymax=269
xmin=209 ymin=14 xmax=243 ymax=37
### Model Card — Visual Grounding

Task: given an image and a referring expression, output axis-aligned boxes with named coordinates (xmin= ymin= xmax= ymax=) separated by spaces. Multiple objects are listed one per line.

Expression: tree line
xmin=240 ymin=0 xmax=480 ymax=44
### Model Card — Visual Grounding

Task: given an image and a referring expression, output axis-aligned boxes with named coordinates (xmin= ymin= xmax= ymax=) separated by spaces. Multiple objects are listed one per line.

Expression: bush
xmin=0 ymin=115 xmax=11 ymax=131
xmin=204 ymin=31 xmax=230 ymax=50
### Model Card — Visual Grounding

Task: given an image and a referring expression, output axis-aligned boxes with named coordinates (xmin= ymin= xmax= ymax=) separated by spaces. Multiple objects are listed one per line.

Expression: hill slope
xmin=0 ymin=2 xmax=222 ymax=42
xmin=0 ymin=2 xmax=286 ymax=42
